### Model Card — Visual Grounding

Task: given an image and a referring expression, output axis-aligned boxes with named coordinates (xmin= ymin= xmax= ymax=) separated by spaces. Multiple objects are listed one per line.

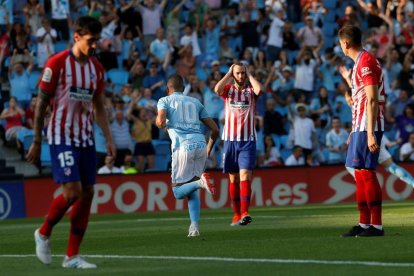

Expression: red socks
xmin=229 ymin=182 xmax=241 ymax=216
xmin=66 ymin=198 xmax=93 ymax=257
xmin=240 ymin=180 xmax=251 ymax=215
xmin=360 ymin=169 xmax=382 ymax=226
xmin=39 ymin=194 xmax=72 ymax=237
xmin=354 ymin=170 xmax=370 ymax=225
xmin=355 ymin=169 xmax=382 ymax=226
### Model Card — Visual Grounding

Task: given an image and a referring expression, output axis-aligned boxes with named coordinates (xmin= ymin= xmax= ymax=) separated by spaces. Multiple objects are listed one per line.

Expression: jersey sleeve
xmin=157 ymin=97 xmax=168 ymax=111
xmin=94 ymin=59 xmax=105 ymax=95
xmin=39 ymin=56 xmax=62 ymax=95
xmin=359 ymin=56 xmax=379 ymax=86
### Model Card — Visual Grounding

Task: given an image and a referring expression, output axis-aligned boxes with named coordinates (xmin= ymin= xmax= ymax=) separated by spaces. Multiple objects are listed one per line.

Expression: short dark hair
xmin=167 ymin=74 xmax=185 ymax=91
xmin=73 ymin=16 xmax=102 ymax=36
xmin=338 ymin=25 xmax=362 ymax=47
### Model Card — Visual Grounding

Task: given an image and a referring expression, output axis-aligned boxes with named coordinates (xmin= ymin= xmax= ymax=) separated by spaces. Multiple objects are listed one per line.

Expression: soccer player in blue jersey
xmin=156 ymin=74 xmax=219 ymax=237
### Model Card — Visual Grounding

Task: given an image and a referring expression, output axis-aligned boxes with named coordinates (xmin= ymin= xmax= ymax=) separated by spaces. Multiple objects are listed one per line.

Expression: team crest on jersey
xmin=64 ymin=167 xmax=71 ymax=176
xmin=361 ymin=67 xmax=372 ymax=77
xmin=42 ymin=68 xmax=53 ymax=83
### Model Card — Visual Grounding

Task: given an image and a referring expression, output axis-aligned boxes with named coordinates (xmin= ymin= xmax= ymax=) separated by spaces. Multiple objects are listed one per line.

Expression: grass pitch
xmin=1 ymin=201 xmax=414 ymax=275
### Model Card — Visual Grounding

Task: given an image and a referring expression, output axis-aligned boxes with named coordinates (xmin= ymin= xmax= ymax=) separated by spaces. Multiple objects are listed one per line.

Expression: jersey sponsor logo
xmin=42 ymin=68 xmax=53 ymax=83
xmin=360 ymin=66 xmax=372 ymax=77
xmin=229 ymin=100 xmax=250 ymax=109
xmin=69 ymin=86 xmax=93 ymax=102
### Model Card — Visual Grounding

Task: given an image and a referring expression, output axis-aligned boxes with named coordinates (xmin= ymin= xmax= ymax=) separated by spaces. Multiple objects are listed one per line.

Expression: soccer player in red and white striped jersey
xmin=338 ymin=25 xmax=385 ymax=237
xmin=214 ymin=63 xmax=262 ymax=226
xmin=27 ymin=16 xmax=116 ymax=268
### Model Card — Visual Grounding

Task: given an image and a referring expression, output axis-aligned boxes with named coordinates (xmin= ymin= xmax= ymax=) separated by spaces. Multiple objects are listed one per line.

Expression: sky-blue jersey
xmin=157 ymin=92 xmax=209 ymax=150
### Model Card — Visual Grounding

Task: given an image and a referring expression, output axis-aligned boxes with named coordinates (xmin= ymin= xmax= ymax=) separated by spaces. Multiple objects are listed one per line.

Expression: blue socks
xmin=384 ymin=162 xmax=414 ymax=187
xmin=172 ymin=180 xmax=202 ymax=226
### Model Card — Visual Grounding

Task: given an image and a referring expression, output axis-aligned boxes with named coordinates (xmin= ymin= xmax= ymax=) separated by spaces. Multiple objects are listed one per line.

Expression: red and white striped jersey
xmin=221 ymin=84 xmax=257 ymax=141
xmin=351 ymin=51 xmax=385 ymax=133
xmin=39 ymin=50 xmax=105 ymax=147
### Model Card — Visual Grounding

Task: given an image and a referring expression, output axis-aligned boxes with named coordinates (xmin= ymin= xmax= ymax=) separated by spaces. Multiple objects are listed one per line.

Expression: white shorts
xmin=171 ymin=141 xmax=207 ymax=184
xmin=378 ymin=143 xmax=391 ymax=164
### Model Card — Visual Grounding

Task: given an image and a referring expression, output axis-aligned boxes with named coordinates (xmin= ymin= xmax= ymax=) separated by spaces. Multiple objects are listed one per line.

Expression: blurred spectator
xmin=282 ymin=21 xmax=299 ymax=51
xmin=202 ymin=79 xmax=224 ymax=125
xmin=136 ymin=0 xmax=168 ymax=50
xmin=386 ymin=89 xmax=413 ymax=120
xmin=356 ymin=0 xmax=384 ymax=29
xmin=307 ymin=0 xmax=327 ymax=28
xmin=325 ymin=117 xmax=348 ymax=164
xmin=150 ymin=27 xmax=169 ymax=64
xmin=137 ymin=88 xmax=158 ymax=118
xmin=204 ymin=17 xmax=220 ymax=61
xmin=186 ymin=75 xmax=204 ymax=103
xmin=110 ymin=109 xmax=132 ymax=167
xmin=309 ymin=86 xmax=332 ymax=126
xmin=36 ymin=18 xmax=57 ymax=69
xmin=294 ymin=47 xmax=320 ymax=101
xmin=262 ymin=135 xmax=283 ymax=167
xmin=292 ymin=103 xmax=315 ymax=162
xmin=385 ymin=46 xmax=402 ymax=88
xmin=297 ymin=15 xmax=324 ymax=50
xmin=395 ymin=103 xmax=414 ymax=144
xmin=400 ymin=132 xmax=414 ymax=161
xmin=24 ymin=95 xmax=37 ymax=129
xmin=165 ymin=0 xmax=187 ymax=44
xmin=121 ymin=27 xmax=144 ymax=70
xmin=50 ymin=0 xmax=71 ymax=41
xmin=239 ymin=0 xmax=260 ymax=54
xmin=0 ymin=97 xmax=26 ymax=149
xmin=263 ymin=98 xmax=286 ymax=135
xmin=98 ymin=155 xmax=122 ymax=174
xmin=8 ymin=49 xmax=33 ymax=104
xmin=129 ymin=59 xmax=146 ymax=89
xmin=266 ymin=9 xmax=285 ymax=63
xmin=337 ymin=4 xmax=359 ymax=28
xmin=143 ymin=62 xmax=166 ymax=101
xmin=284 ymin=145 xmax=305 ymax=166
xmin=218 ymin=36 xmax=236 ymax=64
xmin=9 ymin=22 xmax=31 ymax=60
xmin=221 ymin=4 xmax=241 ymax=54
xmin=23 ymin=0 xmax=45 ymax=37
xmin=177 ymin=44 xmax=196 ymax=77
xmin=120 ymin=153 xmax=138 ymax=174
xmin=128 ymin=105 xmax=155 ymax=173
xmin=180 ymin=23 xmax=201 ymax=57
xmin=317 ymin=48 xmax=339 ymax=96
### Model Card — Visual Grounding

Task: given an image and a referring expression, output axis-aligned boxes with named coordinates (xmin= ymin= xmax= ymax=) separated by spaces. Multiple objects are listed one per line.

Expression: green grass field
xmin=1 ymin=201 xmax=414 ymax=275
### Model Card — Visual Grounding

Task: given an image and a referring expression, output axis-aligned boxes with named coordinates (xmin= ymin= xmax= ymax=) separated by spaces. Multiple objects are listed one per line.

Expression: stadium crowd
xmin=1 ymin=0 xmax=414 ymax=174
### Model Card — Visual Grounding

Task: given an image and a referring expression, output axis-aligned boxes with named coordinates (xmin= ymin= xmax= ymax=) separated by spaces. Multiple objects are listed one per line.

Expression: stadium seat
xmin=148 ymin=140 xmax=171 ymax=171
xmin=29 ymin=70 xmax=41 ymax=94
xmin=107 ymin=68 xmax=129 ymax=90
xmin=280 ymin=135 xmax=289 ymax=149
xmin=325 ymin=11 xmax=336 ymax=23
xmin=54 ymin=40 xmax=68 ymax=53
xmin=280 ymin=148 xmax=292 ymax=162
xmin=322 ymin=22 xmax=336 ymax=37
xmin=324 ymin=36 xmax=335 ymax=49
xmin=323 ymin=0 xmax=337 ymax=9
xmin=39 ymin=141 xmax=52 ymax=174
xmin=271 ymin=134 xmax=281 ymax=149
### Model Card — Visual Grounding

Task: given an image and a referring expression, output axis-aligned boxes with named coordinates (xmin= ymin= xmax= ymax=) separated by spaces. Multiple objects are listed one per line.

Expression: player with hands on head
xmin=27 ymin=16 xmax=116 ymax=269
xmin=214 ymin=62 xmax=262 ymax=226
xmin=156 ymin=74 xmax=219 ymax=237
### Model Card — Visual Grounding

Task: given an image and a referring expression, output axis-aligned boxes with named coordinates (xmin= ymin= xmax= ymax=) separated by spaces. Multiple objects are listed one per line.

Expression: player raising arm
xmin=214 ymin=62 xmax=261 ymax=226
xmin=27 ymin=16 xmax=116 ymax=269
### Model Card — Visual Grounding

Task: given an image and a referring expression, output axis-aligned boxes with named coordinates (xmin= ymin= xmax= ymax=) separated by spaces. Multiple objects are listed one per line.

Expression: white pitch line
xmin=0 ymin=254 xmax=414 ymax=268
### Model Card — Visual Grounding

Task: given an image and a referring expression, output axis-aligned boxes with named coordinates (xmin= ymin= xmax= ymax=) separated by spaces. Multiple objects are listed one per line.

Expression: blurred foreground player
xmin=27 ymin=16 xmax=116 ymax=268
xmin=214 ymin=63 xmax=262 ymax=226
xmin=156 ymin=74 xmax=219 ymax=237
xmin=338 ymin=25 xmax=385 ymax=237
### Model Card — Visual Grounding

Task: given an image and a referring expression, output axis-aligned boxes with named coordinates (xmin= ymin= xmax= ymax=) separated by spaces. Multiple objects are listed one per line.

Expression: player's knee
xmin=62 ymin=182 xmax=83 ymax=201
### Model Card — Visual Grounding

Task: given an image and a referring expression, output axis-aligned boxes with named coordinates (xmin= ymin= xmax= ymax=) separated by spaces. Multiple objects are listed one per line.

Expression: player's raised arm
xmin=214 ymin=64 xmax=234 ymax=95
xmin=246 ymin=67 xmax=262 ymax=96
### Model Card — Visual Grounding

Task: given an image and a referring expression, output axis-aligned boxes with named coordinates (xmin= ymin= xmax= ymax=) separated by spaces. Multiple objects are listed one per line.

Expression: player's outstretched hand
xmin=26 ymin=142 xmax=41 ymax=164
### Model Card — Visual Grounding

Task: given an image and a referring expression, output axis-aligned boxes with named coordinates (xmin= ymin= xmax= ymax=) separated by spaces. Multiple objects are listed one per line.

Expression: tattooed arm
xmin=26 ymin=90 xmax=52 ymax=164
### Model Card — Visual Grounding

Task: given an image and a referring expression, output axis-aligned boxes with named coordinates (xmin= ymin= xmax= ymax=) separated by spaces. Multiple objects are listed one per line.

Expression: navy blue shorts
xmin=345 ymin=131 xmax=383 ymax=170
xmin=50 ymin=144 xmax=97 ymax=185
xmin=223 ymin=141 xmax=256 ymax=173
